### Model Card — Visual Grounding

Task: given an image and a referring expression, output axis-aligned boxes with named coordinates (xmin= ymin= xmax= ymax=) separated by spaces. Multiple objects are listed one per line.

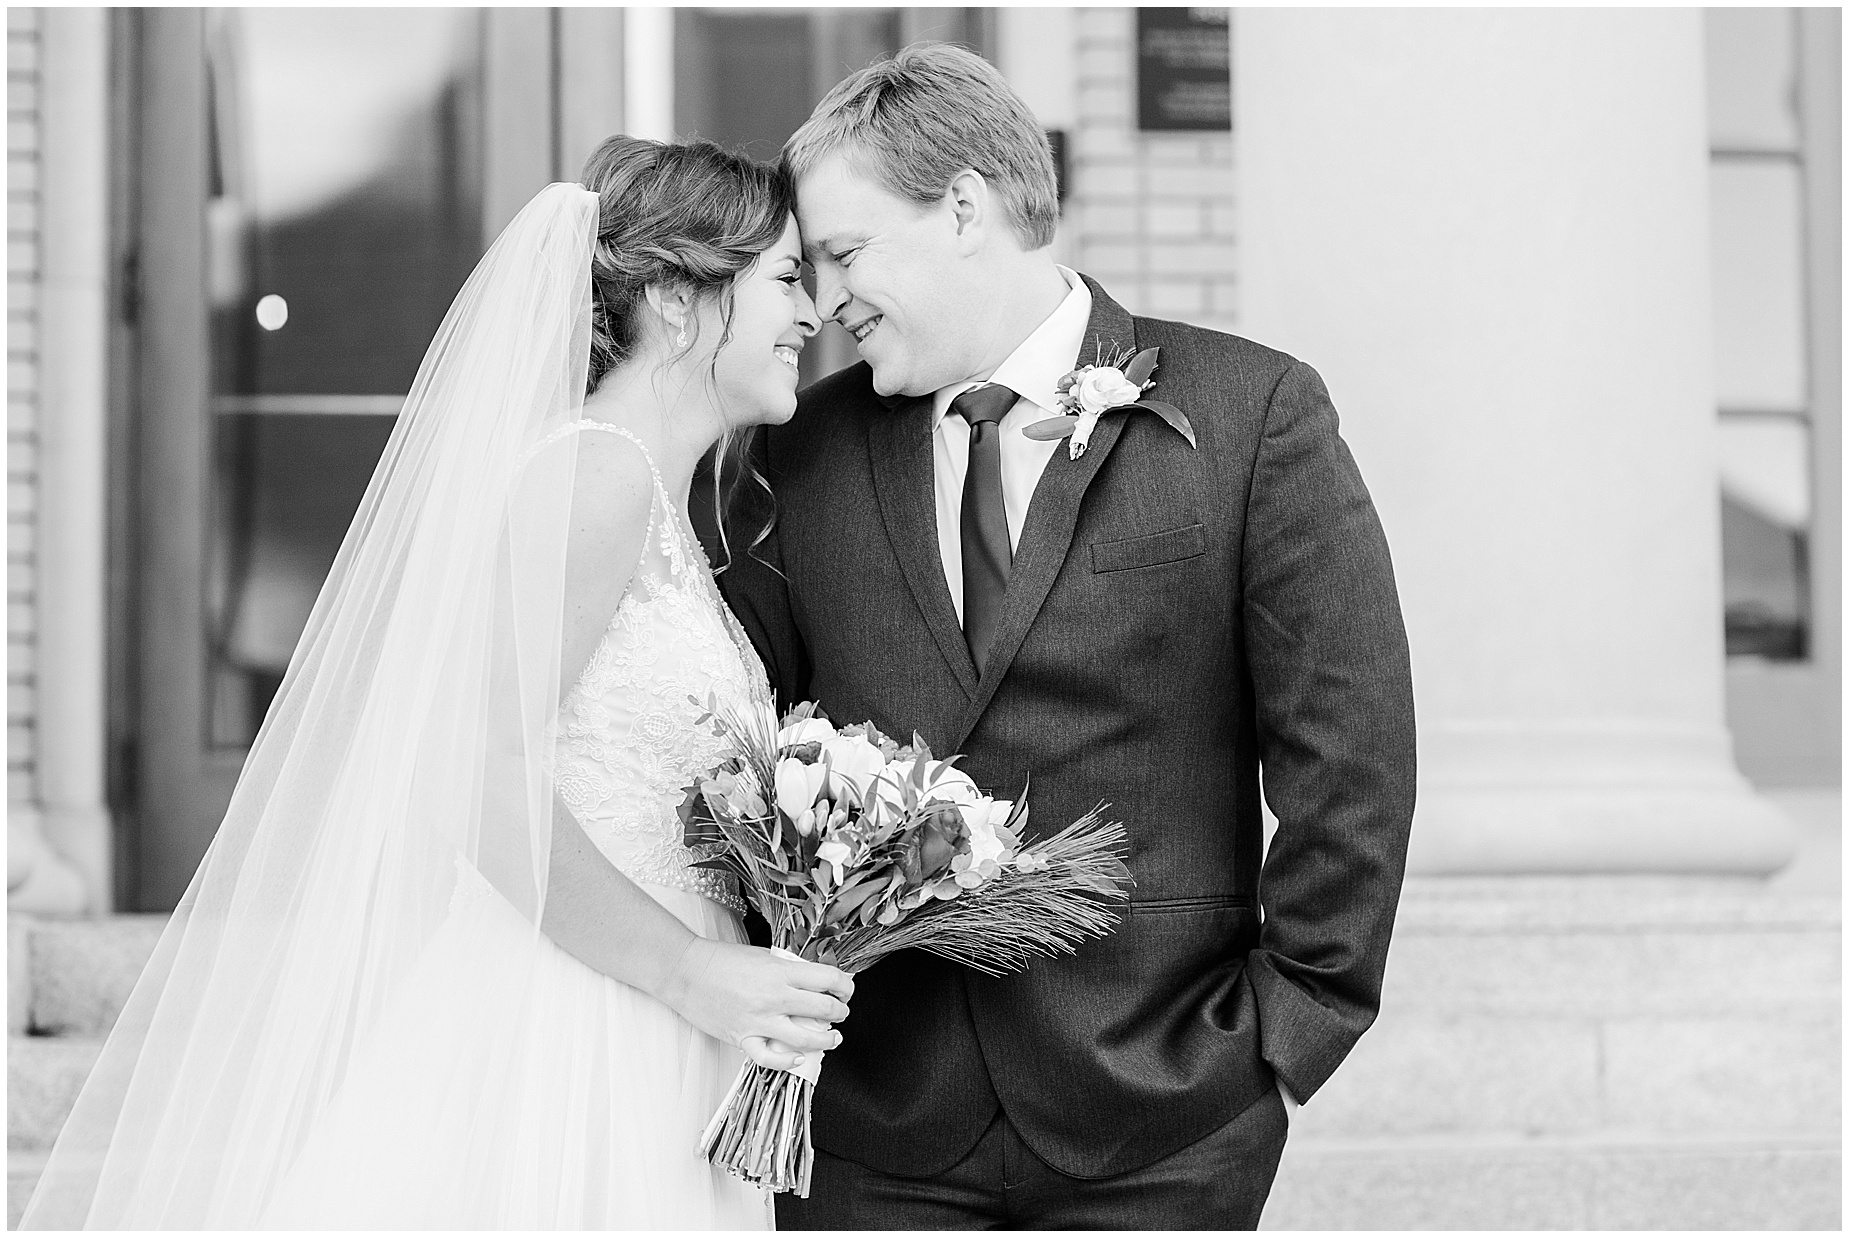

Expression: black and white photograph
xmin=6 ymin=5 xmax=1840 ymax=1230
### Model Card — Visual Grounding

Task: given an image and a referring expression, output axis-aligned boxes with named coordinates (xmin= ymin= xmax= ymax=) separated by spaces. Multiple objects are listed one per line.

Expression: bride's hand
xmin=657 ymin=938 xmax=853 ymax=1070
xmin=744 ymin=1026 xmax=830 ymax=1074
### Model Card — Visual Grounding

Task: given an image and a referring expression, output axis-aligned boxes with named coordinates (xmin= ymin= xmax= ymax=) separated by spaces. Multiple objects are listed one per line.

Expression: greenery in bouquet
xmin=679 ymin=697 xmax=1133 ymax=1195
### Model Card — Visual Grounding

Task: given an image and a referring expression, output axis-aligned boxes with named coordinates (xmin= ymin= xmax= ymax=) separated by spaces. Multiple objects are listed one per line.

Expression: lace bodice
xmin=542 ymin=421 xmax=770 ymax=915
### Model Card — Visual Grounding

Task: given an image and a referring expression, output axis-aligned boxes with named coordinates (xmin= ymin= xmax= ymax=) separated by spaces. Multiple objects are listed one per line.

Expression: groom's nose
xmin=813 ymin=267 xmax=850 ymax=323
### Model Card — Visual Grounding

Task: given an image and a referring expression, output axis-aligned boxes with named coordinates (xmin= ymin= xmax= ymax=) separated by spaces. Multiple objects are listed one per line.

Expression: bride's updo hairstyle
xmin=579 ymin=135 xmax=792 ymax=569
xmin=580 ymin=134 xmax=795 ymax=395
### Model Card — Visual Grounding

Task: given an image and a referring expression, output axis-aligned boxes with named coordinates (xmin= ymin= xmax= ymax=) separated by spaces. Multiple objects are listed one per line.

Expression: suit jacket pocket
xmin=1130 ymin=894 xmax=1253 ymax=914
xmin=1091 ymin=523 xmax=1207 ymax=573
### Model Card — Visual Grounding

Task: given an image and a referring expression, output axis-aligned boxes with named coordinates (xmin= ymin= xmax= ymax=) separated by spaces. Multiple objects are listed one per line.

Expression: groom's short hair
xmin=783 ymin=43 xmax=1059 ymax=251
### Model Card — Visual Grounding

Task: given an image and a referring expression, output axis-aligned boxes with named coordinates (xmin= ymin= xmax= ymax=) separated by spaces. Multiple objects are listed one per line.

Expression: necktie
xmin=951 ymin=383 xmax=1017 ymax=675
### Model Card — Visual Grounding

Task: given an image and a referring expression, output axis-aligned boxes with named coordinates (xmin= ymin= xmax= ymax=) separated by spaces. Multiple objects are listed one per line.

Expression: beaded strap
xmin=533 ymin=420 xmax=688 ymax=579
xmin=589 ymin=425 xmax=687 ymax=579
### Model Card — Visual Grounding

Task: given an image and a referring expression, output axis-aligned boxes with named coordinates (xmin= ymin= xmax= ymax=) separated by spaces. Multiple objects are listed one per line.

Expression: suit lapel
xmin=867 ymin=397 xmax=980 ymax=697
xmin=947 ymin=280 xmax=1139 ymax=752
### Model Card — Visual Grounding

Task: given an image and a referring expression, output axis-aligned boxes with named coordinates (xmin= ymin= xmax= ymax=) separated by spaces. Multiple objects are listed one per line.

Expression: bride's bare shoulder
xmin=567 ymin=425 xmax=656 ymax=528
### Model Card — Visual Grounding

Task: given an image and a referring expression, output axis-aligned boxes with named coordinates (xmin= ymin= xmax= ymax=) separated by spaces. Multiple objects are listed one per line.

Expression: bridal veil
xmin=21 ymin=183 xmax=598 ymax=1228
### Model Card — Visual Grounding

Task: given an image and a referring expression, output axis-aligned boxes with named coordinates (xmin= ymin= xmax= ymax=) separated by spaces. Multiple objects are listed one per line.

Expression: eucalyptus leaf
xmin=825 ymin=877 xmax=885 ymax=925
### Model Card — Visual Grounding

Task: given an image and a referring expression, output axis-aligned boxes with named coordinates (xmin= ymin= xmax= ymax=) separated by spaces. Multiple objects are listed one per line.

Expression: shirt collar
xmin=932 ymin=266 xmax=1093 ymax=428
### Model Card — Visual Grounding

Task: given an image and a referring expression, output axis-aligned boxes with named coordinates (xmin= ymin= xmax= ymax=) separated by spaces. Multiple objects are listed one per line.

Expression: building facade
xmin=8 ymin=7 xmax=1840 ymax=1228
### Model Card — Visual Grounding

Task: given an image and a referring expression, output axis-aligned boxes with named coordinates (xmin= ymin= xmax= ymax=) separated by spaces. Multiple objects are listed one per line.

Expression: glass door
xmin=203 ymin=8 xmax=484 ymax=746
xmin=128 ymin=9 xmax=551 ymax=909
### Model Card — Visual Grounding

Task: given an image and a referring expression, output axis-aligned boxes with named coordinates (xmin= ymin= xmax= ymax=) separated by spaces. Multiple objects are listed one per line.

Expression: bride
xmin=20 ymin=136 xmax=848 ymax=1229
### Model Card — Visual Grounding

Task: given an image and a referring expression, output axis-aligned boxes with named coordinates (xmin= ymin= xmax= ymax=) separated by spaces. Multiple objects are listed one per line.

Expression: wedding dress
xmin=20 ymin=186 xmax=770 ymax=1229
xmin=259 ymin=425 xmax=774 ymax=1228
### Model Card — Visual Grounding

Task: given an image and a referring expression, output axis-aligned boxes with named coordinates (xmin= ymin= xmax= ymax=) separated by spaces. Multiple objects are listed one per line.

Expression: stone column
xmin=18 ymin=6 xmax=112 ymax=913
xmin=1232 ymin=9 xmax=1795 ymax=875
xmin=481 ymin=9 xmax=555 ymax=244
xmin=622 ymin=9 xmax=674 ymax=142
xmin=557 ymin=9 xmax=627 ymax=179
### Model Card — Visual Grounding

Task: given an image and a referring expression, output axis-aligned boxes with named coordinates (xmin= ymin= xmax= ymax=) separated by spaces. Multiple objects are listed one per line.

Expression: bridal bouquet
xmin=680 ymin=699 xmax=1132 ymax=1196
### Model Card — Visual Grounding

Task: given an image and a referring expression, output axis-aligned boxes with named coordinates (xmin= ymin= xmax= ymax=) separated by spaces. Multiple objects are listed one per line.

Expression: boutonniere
xmin=1023 ymin=343 xmax=1195 ymax=459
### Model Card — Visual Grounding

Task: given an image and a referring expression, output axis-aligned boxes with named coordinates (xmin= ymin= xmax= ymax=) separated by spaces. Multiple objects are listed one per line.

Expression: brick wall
xmin=8 ymin=7 xmax=39 ymax=811
xmin=1067 ymin=8 xmax=1237 ymax=335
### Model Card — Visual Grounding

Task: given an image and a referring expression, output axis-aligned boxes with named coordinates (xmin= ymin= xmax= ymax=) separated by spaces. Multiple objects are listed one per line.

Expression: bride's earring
xmin=676 ymin=325 xmax=688 ymax=349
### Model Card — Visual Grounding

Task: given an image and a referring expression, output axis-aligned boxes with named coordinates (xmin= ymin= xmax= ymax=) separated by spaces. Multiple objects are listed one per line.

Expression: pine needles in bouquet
xmin=680 ymin=698 xmax=1133 ymax=1196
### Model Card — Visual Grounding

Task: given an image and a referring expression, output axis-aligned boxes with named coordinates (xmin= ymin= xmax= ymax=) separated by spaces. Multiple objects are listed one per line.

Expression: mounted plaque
xmin=1136 ymin=8 xmax=1232 ymax=132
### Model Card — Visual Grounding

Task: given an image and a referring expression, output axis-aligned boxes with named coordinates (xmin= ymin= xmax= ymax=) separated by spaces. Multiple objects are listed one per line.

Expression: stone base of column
xmin=39 ymin=804 xmax=112 ymax=914
xmin=1409 ymin=723 xmax=1798 ymax=876
xmin=6 ymin=808 xmax=89 ymax=917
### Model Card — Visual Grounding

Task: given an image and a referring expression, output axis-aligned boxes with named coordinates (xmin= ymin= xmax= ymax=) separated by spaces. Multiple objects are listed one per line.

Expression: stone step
xmin=9 ymin=1037 xmax=102 ymax=1229
xmin=8 ymin=1035 xmax=101 ymax=1153
xmin=7 ymin=914 xmax=166 ymax=1037
xmin=9 ymin=1150 xmax=47 ymax=1230
xmin=1290 ymin=878 xmax=1842 ymax=1142
xmin=3 ymin=878 xmax=1837 ymax=1227
xmin=1261 ymin=1132 xmax=1841 ymax=1229
xmin=11 ymin=882 xmax=1832 ymax=1036
xmin=12 ymin=1131 xmax=1832 ymax=1231
xmin=1294 ymin=1005 xmax=1841 ymax=1142
xmin=1383 ymin=878 xmax=1840 ymax=1020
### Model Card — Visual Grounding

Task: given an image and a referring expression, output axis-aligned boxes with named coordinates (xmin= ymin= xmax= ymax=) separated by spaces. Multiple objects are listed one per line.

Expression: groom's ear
xmin=945 ymin=169 xmax=988 ymax=256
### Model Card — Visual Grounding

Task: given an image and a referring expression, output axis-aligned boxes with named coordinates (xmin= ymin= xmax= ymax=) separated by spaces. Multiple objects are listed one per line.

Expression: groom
xmin=719 ymin=44 xmax=1416 ymax=1229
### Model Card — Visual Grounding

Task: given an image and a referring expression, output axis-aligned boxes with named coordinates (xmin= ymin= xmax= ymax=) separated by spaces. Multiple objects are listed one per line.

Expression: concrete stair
xmin=6 ymin=877 xmax=1840 ymax=1228
xmin=8 ymin=914 xmax=164 ymax=1228
xmin=1261 ymin=876 xmax=1841 ymax=1229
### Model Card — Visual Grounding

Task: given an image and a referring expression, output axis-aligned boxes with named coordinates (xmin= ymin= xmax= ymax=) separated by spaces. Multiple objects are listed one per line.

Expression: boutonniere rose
xmin=1074 ymin=367 xmax=1145 ymax=415
xmin=1025 ymin=344 xmax=1196 ymax=459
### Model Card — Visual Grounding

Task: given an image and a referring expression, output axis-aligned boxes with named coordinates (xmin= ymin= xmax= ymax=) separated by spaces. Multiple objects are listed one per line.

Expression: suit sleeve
xmin=716 ymin=426 xmax=812 ymax=711
xmin=1239 ymin=359 xmax=1417 ymax=1103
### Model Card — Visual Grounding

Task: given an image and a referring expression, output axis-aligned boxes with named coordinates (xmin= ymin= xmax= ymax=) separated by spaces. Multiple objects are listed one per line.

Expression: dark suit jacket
xmin=716 ymin=277 xmax=1416 ymax=1180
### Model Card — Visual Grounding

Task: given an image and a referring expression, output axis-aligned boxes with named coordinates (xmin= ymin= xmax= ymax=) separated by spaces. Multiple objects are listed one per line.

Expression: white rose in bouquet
xmin=870 ymin=760 xmax=981 ymax=819
xmin=861 ymin=757 xmax=983 ymax=835
xmin=923 ymin=765 xmax=982 ymax=808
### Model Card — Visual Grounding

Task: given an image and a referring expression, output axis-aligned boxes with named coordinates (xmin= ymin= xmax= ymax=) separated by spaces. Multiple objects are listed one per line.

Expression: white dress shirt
xmin=932 ymin=266 xmax=1093 ymax=623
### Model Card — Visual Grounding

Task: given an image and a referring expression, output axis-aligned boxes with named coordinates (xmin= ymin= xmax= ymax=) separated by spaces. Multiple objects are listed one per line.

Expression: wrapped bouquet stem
xmin=681 ymin=700 xmax=1133 ymax=1197
xmin=693 ymin=948 xmax=825 ymax=1194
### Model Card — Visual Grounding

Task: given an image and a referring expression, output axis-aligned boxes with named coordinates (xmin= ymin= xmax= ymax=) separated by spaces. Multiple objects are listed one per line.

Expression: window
xmin=1706 ymin=8 xmax=1813 ymax=662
